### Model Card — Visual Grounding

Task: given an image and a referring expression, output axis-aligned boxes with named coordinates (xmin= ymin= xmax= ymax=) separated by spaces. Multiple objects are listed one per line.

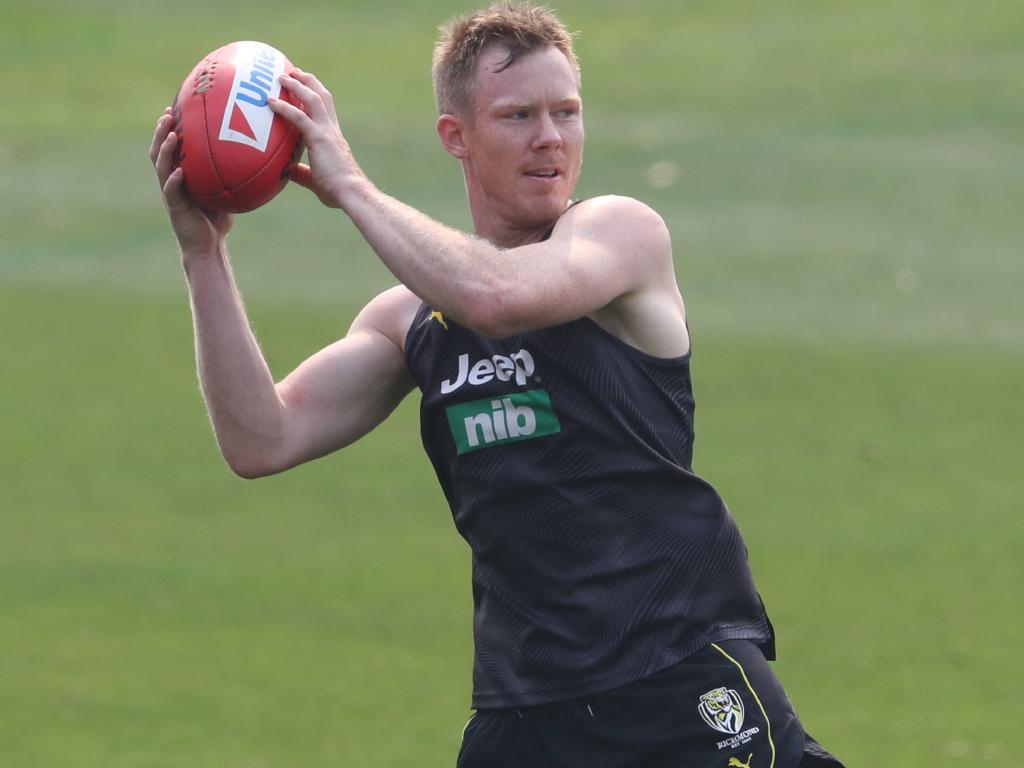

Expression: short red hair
xmin=432 ymin=1 xmax=580 ymax=117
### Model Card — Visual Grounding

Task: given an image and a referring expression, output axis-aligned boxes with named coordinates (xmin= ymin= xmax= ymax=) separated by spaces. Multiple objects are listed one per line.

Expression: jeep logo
xmin=440 ymin=349 xmax=535 ymax=395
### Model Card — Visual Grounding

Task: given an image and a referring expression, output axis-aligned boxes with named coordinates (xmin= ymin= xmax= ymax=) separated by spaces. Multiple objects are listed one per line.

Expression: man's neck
xmin=469 ymin=201 xmax=571 ymax=248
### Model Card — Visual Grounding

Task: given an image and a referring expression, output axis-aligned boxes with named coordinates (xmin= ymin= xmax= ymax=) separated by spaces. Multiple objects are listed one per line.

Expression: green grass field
xmin=2 ymin=0 xmax=1022 ymax=765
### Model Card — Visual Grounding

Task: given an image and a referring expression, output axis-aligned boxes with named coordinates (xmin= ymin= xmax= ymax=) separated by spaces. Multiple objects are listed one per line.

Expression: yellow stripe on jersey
xmin=711 ymin=643 xmax=777 ymax=768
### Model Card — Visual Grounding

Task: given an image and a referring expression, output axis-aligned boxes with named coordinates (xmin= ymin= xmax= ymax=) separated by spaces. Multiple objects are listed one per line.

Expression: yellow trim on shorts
xmin=711 ymin=643 xmax=777 ymax=768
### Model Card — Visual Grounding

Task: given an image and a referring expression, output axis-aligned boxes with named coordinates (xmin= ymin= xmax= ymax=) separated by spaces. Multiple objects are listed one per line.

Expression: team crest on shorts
xmin=698 ymin=687 xmax=745 ymax=735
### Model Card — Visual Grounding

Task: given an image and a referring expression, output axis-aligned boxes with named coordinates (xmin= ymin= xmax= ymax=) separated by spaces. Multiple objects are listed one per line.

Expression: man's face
xmin=461 ymin=44 xmax=584 ymax=233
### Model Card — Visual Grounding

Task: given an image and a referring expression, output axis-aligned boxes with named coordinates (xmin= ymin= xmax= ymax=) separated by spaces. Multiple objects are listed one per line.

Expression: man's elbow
xmin=219 ymin=443 xmax=288 ymax=480
xmin=223 ymin=455 xmax=272 ymax=480
xmin=226 ymin=459 xmax=272 ymax=480
xmin=458 ymin=283 xmax=527 ymax=339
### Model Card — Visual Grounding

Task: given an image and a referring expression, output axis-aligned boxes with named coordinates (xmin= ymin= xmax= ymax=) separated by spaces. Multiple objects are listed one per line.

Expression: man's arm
xmin=269 ymin=72 xmax=688 ymax=357
xmin=188 ymin=255 xmax=417 ymax=478
xmin=338 ymin=187 xmax=677 ymax=343
xmin=269 ymin=285 xmax=419 ymax=474
xmin=151 ymin=109 xmax=418 ymax=479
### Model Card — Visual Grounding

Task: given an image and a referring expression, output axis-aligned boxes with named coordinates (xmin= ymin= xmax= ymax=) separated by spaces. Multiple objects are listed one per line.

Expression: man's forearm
xmin=339 ymin=178 xmax=505 ymax=331
xmin=183 ymin=246 xmax=286 ymax=477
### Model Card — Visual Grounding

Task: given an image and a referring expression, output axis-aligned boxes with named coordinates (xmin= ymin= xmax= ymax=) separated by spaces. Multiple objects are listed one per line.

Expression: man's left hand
xmin=271 ymin=69 xmax=366 ymax=209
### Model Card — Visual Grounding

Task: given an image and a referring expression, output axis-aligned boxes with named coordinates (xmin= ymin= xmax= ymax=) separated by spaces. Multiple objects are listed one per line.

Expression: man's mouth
xmin=525 ymin=169 xmax=560 ymax=179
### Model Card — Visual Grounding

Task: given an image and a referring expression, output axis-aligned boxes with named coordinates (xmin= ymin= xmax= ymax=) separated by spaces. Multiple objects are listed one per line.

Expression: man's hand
xmin=149 ymin=107 xmax=233 ymax=257
xmin=269 ymin=69 xmax=366 ymax=209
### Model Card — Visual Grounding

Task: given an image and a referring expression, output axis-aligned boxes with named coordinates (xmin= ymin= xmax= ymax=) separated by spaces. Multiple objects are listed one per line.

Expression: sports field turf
xmin=2 ymin=1 xmax=1022 ymax=765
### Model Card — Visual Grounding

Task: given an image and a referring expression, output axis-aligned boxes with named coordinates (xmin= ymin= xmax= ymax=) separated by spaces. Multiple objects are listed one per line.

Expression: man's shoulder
xmin=559 ymin=195 xmax=670 ymax=252
xmin=352 ymin=284 xmax=424 ymax=354
xmin=570 ymin=194 xmax=666 ymax=222
xmin=567 ymin=197 xmax=686 ymax=358
xmin=575 ymin=194 xmax=662 ymax=216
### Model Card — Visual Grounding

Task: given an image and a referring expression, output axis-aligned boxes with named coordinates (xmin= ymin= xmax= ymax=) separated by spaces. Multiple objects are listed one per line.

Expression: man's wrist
xmin=181 ymin=243 xmax=228 ymax=276
xmin=332 ymin=172 xmax=376 ymax=212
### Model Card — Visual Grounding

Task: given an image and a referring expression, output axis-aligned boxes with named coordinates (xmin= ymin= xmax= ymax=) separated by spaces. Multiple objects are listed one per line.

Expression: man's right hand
xmin=150 ymin=107 xmax=234 ymax=258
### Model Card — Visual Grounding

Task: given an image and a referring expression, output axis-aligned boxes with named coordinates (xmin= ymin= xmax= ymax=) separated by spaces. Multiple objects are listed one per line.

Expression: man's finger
xmin=269 ymin=92 xmax=317 ymax=133
xmin=163 ymin=166 xmax=201 ymax=217
xmin=154 ymin=131 xmax=178 ymax=186
xmin=149 ymin=112 xmax=174 ymax=165
xmin=163 ymin=166 xmax=186 ymax=205
xmin=289 ymin=163 xmax=315 ymax=190
xmin=277 ymin=74 xmax=331 ymax=123
xmin=289 ymin=69 xmax=335 ymax=109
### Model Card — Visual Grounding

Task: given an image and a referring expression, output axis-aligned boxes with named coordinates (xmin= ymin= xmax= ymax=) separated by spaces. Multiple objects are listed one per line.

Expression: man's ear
xmin=437 ymin=114 xmax=470 ymax=159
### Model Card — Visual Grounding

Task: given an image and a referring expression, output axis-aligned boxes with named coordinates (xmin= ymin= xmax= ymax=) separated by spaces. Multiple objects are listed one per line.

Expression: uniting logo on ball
xmin=218 ymin=41 xmax=287 ymax=153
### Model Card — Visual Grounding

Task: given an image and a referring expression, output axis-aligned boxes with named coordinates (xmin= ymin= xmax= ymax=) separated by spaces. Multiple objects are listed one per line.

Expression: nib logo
xmin=218 ymin=41 xmax=287 ymax=152
xmin=445 ymin=390 xmax=561 ymax=454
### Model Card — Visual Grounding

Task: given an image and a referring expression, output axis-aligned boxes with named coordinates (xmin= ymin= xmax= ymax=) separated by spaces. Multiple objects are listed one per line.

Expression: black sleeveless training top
xmin=403 ymin=300 xmax=774 ymax=708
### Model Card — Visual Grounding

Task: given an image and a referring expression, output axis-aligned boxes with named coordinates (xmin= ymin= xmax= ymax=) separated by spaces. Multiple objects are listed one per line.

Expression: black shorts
xmin=457 ymin=640 xmax=844 ymax=768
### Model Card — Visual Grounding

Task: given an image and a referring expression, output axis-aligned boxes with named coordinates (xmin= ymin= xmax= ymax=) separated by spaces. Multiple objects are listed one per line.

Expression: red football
xmin=171 ymin=41 xmax=303 ymax=213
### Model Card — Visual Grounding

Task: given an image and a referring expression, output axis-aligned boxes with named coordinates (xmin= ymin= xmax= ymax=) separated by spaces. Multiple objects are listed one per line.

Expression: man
xmin=150 ymin=2 xmax=843 ymax=766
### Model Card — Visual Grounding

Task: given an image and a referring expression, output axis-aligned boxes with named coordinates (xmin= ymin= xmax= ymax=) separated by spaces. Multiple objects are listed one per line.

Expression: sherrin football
xmin=171 ymin=41 xmax=303 ymax=213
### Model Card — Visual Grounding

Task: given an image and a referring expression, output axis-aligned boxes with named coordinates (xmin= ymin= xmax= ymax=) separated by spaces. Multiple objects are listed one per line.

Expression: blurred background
xmin=2 ymin=0 xmax=1022 ymax=765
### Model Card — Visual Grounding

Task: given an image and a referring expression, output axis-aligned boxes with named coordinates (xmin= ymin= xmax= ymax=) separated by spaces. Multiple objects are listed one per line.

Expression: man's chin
xmin=522 ymin=192 xmax=572 ymax=223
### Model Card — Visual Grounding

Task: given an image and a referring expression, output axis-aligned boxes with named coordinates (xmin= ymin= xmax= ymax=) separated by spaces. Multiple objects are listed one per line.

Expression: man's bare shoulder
xmin=556 ymin=195 xmax=671 ymax=260
xmin=351 ymin=284 xmax=423 ymax=354
xmin=564 ymin=196 xmax=687 ymax=358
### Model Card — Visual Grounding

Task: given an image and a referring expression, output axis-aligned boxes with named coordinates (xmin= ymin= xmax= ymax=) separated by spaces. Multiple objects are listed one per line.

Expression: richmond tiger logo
xmin=698 ymin=687 xmax=745 ymax=735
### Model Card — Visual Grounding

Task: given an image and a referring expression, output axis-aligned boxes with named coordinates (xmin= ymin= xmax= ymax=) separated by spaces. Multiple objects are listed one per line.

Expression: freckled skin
xmin=150 ymin=34 xmax=687 ymax=474
xmin=455 ymin=44 xmax=585 ymax=246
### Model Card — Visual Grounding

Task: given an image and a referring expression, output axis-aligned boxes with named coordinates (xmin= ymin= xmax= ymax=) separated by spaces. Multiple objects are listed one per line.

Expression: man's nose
xmin=532 ymin=112 xmax=562 ymax=151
